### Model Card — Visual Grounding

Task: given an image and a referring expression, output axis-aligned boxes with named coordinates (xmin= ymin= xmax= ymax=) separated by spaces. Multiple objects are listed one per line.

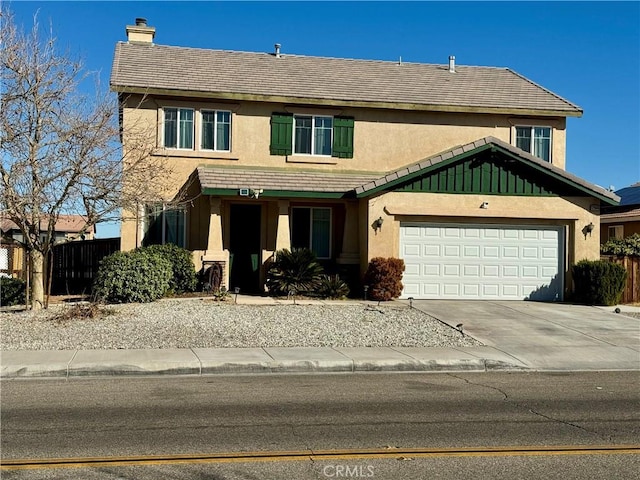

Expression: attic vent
xmin=274 ymin=43 xmax=281 ymax=58
xmin=449 ymin=55 xmax=456 ymax=73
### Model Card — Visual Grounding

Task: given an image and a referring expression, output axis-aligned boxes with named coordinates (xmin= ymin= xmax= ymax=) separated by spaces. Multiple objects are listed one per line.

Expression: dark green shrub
xmin=364 ymin=257 xmax=405 ymax=301
xmin=266 ymin=248 xmax=324 ymax=296
xmin=142 ymin=244 xmax=197 ymax=294
xmin=572 ymin=260 xmax=627 ymax=306
xmin=316 ymin=274 xmax=350 ymax=299
xmin=601 ymin=233 xmax=640 ymax=256
xmin=1 ymin=277 xmax=26 ymax=306
xmin=92 ymin=250 xmax=172 ymax=303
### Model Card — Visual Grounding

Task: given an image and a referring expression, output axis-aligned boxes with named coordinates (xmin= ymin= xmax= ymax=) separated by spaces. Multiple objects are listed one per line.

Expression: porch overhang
xmin=193 ymin=166 xmax=380 ymax=200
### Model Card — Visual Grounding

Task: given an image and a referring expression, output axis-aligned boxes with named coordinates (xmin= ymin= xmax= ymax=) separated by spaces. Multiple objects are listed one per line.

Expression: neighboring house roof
xmin=111 ymin=42 xmax=582 ymax=117
xmin=355 ymin=136 xmax=619 ymax=205
xmin=600 ymin=182 xmax=640 ymax=222
xmin=195 ymin=166 xmax=380 ymax=198
xmin=613 ymin=182 xmax=640 ymax=207
xmin=0 ymin=215 xmax=95 ymax=234
xmin=601 ymin=207 xmax=640 ymax=223
xmin=191 ymin=138 xmax=619 ymax=205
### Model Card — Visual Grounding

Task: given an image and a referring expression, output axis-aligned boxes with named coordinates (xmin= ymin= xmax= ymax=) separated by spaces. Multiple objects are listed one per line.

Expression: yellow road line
xmin=2 ymin=445 xmax=639 ymax=471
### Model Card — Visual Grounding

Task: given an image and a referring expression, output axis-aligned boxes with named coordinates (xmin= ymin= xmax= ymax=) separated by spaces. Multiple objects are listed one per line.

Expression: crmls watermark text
xmin=322 ymin=464 xmax=375 ymax=478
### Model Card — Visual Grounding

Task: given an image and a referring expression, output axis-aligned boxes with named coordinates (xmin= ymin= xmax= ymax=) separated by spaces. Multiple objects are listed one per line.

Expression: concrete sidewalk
xmin=0 ymin=345 xmax=529 ymax=378
xmin=1 ymin=297 xmax=638 ymax=378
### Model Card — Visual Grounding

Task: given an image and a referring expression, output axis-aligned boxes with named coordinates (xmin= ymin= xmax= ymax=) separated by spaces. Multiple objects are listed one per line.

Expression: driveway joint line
xmin=66 ymin=350 xmax=79 ymax=379
xmin=188 ymin=348 xmax=203 ymax=376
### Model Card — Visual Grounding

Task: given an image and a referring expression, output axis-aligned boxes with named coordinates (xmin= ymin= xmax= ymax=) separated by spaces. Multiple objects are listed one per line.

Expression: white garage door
xmin=400 ymin=223 xmax=564 ymax=300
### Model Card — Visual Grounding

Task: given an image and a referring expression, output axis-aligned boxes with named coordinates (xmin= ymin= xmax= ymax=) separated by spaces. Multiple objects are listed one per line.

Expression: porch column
xmin=337 ymin=200 xmax=360 ymax=264
xmin=206 ymin=197 xmax=224 ymax=252
xmin=275 ymin=200 xmax=291 ymax=251
xmin=202 ymin=197 xmax=230 ymax=289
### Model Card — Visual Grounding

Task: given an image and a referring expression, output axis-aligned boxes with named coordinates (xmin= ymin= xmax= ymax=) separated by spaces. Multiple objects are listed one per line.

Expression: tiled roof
xmin=601 ymin=207 xmax=640 ymax=222
xmin=354 ymin=136 xmax=620 ymax=204
xmin=196 ymin=167 xmax=380 ymax=194
xmin=111 ymin=42 xmax=582 ymax=116
xmin=0 ymin=214 xmax=95 ymax=234
xmin=192 ymin=137 xmax=618 ymax=205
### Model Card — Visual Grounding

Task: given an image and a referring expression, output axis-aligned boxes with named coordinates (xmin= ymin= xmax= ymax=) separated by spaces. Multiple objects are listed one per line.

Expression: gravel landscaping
xmin=0 ymin=299 xmax=481 ymax=350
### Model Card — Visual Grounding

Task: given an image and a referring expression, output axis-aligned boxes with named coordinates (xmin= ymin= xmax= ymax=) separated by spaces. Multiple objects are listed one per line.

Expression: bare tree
xmin=1 ymin=10 xmax=172 ymax=309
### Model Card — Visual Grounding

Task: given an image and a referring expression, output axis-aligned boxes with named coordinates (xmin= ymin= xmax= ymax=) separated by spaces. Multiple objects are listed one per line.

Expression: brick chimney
xmin=126 ymin=18 xmax=155 ymax=44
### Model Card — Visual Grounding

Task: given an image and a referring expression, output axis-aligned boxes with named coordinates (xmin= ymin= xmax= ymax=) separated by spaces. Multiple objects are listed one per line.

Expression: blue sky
xmin=7 ymin=1 xmax=640 ymax=238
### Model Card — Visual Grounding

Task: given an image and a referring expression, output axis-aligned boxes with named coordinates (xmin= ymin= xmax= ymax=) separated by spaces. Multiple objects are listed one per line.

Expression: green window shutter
xmin=332 ymin=116 xmax=354 ymax=158
xmin=270 ymin=113 xmax=293 ymax=155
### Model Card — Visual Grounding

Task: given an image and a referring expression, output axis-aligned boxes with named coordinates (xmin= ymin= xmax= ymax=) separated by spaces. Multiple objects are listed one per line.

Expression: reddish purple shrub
xmin=364 ymin=257 xmax=405 ymax=301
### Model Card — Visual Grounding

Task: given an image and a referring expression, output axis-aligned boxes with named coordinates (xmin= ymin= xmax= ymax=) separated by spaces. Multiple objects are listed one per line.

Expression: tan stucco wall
xmin=119 ymin=94 xmax=568 ymax=251
xmin=360 ymin=192 xmax=601 ymax=292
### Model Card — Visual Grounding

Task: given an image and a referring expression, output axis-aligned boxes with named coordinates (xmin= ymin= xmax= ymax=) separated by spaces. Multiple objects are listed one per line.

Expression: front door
xmin=229 ymin=204 xmax=262 ymax=293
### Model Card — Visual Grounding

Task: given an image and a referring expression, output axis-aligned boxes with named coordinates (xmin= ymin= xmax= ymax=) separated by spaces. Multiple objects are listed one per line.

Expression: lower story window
xmin=515 ymin=126 xmax=551 ymax=162
xmin=291 ymin=207 xmax=331 ymax=259
xmin=608 ymin=225 xmax=624 ymax=241
xmin=143 ymin=204 xmax=186 ymax=248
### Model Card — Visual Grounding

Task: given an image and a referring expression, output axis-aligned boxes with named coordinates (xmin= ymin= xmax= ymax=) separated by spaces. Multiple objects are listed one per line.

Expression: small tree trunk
xmin=30 ymin=249 xmax=45 ymax=310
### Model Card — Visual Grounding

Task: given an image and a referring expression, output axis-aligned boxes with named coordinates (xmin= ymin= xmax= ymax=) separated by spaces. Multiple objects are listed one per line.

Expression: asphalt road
xmin=2 ymin=372 xmax=639 ymax=479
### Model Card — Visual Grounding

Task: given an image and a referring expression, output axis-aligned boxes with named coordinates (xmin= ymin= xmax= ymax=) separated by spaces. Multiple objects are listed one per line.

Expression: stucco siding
xmin=360 ymin=192 xmax=600 ymax=295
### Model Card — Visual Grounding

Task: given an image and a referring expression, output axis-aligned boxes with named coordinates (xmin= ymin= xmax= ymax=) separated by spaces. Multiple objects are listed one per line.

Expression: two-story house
xmin=110 ymin=18 xmax=618 ymax=301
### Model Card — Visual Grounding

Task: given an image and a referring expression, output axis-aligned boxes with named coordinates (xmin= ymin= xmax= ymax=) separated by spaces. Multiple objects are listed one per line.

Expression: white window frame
xmin=514 ymin=125 xmax=552 ymax=162
xmin=291 ymin=206 xmax=332 ymax=259
xmin=200 ymin=109 xmax=232 ymax=152
xmin=608 ymin=225 xmax=624 ymax=240
xmin=162 ymin=107 xmax=195 ymax=150
xmin=293 ymin=115 xmax=333 ymax=156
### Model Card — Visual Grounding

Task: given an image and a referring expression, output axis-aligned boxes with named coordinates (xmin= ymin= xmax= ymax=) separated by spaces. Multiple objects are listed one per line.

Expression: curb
xmin=0 ymin=346 xmax=531 ymax=379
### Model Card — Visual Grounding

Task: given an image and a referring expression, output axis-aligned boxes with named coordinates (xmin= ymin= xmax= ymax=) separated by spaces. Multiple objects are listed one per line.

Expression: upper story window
xmin=164 ymin=108 xmax=194 ymax=149
xmin=162 ymin=107 xmax=232 ymax=152
xmin=270 ymin=113 xmax=354 ymax=158
xmin=201 ymin=110 xmax=231 ymax=151
xmin=294 ymin=115 xmax=333 ymax=156
xmin=515 ymin=126 xmax=551 ymax=162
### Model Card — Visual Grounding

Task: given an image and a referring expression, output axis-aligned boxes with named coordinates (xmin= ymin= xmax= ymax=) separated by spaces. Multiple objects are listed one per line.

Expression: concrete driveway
xmin=409 ymin=301 xmax=640 ymax=371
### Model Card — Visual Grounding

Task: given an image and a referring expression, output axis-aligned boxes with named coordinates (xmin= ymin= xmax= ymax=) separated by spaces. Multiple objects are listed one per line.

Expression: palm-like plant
xmin=266 ymin=248 xmax=324 ymax=296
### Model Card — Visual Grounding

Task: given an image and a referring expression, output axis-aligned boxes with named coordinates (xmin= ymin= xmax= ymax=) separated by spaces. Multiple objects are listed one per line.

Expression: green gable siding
xmin=396 ymin=150 xmax=564 ymax=196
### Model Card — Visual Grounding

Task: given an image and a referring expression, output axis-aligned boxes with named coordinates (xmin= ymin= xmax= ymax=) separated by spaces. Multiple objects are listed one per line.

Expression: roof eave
xmin=110 ymin=84 xmax=582 ymax=117
xmin=201 ymin=187 xmax=348 ymax=199
xmin=356 ymin=138 xmax=618 ymax=205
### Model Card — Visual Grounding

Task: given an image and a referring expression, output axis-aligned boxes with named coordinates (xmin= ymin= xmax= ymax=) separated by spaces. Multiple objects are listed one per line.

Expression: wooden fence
xmin=0 ymin=243 xmax=27 ymax=279
xmin=601 ymin=255 xmax=640 ymax=304
xmin=50 ymin=238 xmax=120 ymax=295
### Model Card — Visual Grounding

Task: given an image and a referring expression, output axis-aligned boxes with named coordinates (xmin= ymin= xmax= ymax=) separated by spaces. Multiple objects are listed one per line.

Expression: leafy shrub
xmin=364 ymin=257 xmax=405 ymax=301
xmin=601 ymin=233 xmax=640 ymax=256
xmin=572 ymin=260 xmax=627 ymax=306
xmin=316 ymin=274 xmax=350 ymax=299
xmin=92 ymin=250 xmax=172 ymax=303
xmin=1 ymin=276 xmax=26 ymax=306
xmin=142 ymin=244 xmax=197 ymax=294
xmin=266 ymin=248 xmax=324 ymax=296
